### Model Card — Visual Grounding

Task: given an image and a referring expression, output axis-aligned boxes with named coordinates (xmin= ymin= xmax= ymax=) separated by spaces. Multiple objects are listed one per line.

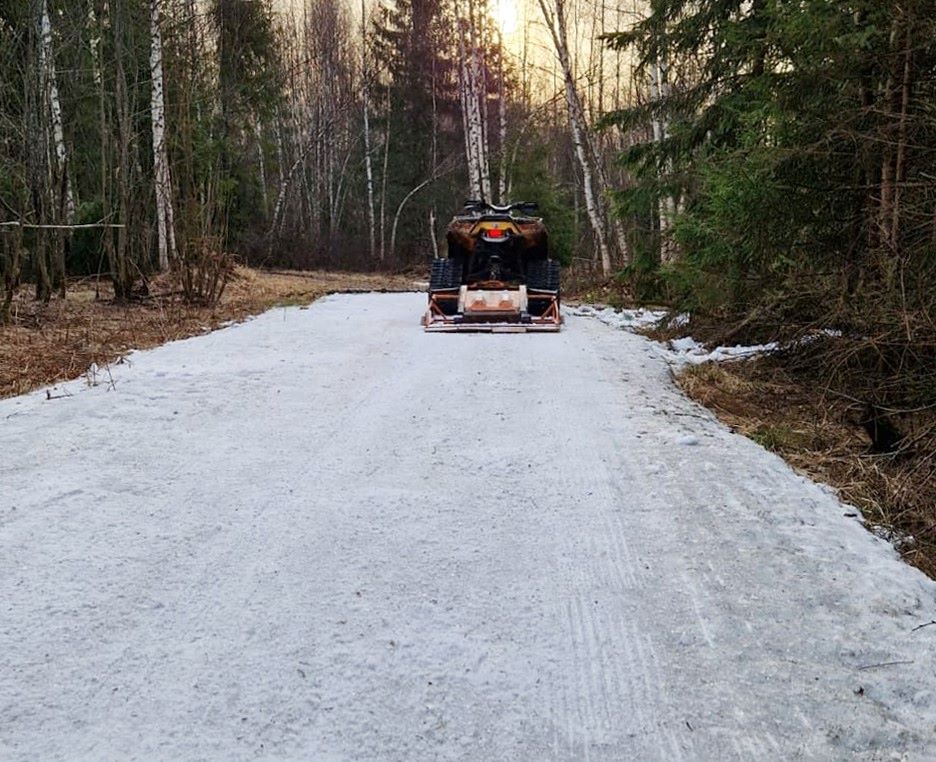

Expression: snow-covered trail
xmin=2 ymin=293 xmax=935 ymax=761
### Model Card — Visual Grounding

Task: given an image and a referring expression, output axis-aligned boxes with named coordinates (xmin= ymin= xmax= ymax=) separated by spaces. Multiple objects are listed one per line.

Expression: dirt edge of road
xmin=0 ymin=267 xmax=419 ymax=400
xmin=677 ymin=360 xmax=936 ymax=580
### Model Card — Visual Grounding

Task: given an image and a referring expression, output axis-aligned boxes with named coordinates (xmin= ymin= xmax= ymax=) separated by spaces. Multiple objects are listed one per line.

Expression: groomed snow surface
xmin=2 ymin=293 xmax=935 ymax=761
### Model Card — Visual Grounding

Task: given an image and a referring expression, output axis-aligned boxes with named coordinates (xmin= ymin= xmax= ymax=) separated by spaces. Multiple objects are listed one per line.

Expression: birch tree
xmin=150 ymin=0 xmax=176 ymax=271
xmin=537 ymin=0 xmax=613 ymax=275
xmin=39 ymin=0 xmax=73 ymax=225
xmin=361 ymin=0 xmax=376 ymax=259
xmin=379 ymin=80 xmax=391 ymax=260
xmin=648 ymin=56 xmax=677 ymax=263
xmin=496 ymin=36 xmax=508 ymax=204
xmin=456 ymin=1 xmax=491 ymax=200
xmin=456 ymin=16 xmax=476 ymax=197
xmin=36 ymin=0 xmax=73 ymax=297
xmin=110 ymin=0 xmax=135 ymax=300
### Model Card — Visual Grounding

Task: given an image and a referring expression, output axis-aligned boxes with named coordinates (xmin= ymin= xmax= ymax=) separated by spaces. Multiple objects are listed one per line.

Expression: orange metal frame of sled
xmin=421 ymin=286 xmax=562 ymax=333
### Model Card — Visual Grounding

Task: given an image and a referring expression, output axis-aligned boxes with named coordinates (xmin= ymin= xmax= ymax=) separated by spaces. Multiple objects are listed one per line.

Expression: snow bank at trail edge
xmin=567 ymin=304 xmax=777 ymax=366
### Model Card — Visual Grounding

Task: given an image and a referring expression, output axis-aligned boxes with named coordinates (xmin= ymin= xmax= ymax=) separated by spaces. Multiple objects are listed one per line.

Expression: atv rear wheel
xmin=527 ymin=259 xmax=560 ymax=318
xmin=429 ymin=258 xmax=460 ymax=315
xmin=527 ymin=259 xmax=561 ymax=292
xmin=429 ymin=258 xmax=460 ymax=291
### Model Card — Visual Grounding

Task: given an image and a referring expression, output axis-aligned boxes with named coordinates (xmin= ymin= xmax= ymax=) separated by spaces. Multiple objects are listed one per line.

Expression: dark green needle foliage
xmin=605 ymin=0 xmax=936 ymax=407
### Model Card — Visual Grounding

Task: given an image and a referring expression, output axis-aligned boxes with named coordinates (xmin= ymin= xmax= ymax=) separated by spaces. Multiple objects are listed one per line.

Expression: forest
xmin=3 ymin=0 xmax=933 ymax=297
xmin=0 ymin=0 xmax=635 ymax=297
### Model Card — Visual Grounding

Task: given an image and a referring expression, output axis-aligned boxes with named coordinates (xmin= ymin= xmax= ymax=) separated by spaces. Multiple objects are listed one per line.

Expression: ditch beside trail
xmin=2 ymin=292 xmax=935 ymax=760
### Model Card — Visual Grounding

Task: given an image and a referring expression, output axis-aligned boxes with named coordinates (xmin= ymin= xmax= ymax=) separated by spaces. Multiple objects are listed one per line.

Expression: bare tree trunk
xmin=113 ymin=0 xmax=134 ymax=299
xmin=390 ymin=177 xmax=433 ymax=261
xmin=429 ymin=206 xmax=439 ymax=259
xmin=38 ymin=0 xmax=72 ymax=297
xmin=457 ymin=1 xmax=491 ymax=200
xmin=879 ymin=16 xmax=901 ymax=248
xmin=591 ymin=0 xmax=630 ymax=262
xmin=361 ymin=0 xmax=376 ymax=259
xmin=330 ymin=145 xmax=354 ymax=241
xmin=890 ymin=17 xmax=913 ymax=250
xmin=274 ymin=108 xmax=286 ymax=229
xmin=521 ymin=10 xmax=530 ymax=109
xmin=150 ymin=0 xmax=176 ymax=271
xmin=269 ymin=121 xmax=344 ymax=242
xmin=473 ymin=5 xmax=491 ymax=201
xmin=538 ymin=0 xmax=612 ymax=275
xmin=255 ymin=116 xmax=268 ymax=210
xmin=430 ymin=57 xmax=439 ymax=173
xmin=1 ymin=224 xmax=23 ymax=323
xmin=379 ymin=80 xmax=391 ymax=260
xmin=270 ymin=155 xmax=300 ymax=241
xmin=40 ymin=0 xmax=73 ymax=224
xmin=456 ymin=11 xmax=481 ymax=198
xmin=497 ymin=37 xmax=508 ymax=204
xmin=649 ymin=58 xmax=676 ymax=264
xmin=89 ymin=1 xmax=112 ymax=287
xmin=597 ymin=0 xmax=606 ymax=133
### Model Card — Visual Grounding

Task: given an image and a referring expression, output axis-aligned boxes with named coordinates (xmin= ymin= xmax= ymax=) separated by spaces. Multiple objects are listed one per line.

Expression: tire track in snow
xmin=545 ymin=325 xmax=693 ymax=761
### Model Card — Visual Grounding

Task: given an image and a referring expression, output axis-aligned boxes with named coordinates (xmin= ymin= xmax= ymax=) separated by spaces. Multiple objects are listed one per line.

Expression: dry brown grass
xmin=0 ymin=267 xmax=419 ymax=399
xmin=678 ymin=360 xmax=936 ymax=578
xmin=561 ymin=270 xmax=647 ymax=310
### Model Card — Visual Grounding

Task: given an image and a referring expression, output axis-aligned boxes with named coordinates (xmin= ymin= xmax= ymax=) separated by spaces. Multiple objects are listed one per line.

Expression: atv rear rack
xmin=422 ymin=284 xmax=562 ymax=333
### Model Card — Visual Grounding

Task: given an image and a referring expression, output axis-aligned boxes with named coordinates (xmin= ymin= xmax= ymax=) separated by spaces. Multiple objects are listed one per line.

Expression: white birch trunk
xmin=270 ymin=157 xmax=299 ymax=239
xmin=88 ymin=5 xmax=102 ymax=87
xmin=457 ymin=2 xmax=490 ymax=201
xmin=474 ymin=35 xmax=491 ymax=201
xmin=538 ymin=0 xmax=612 ymax=275
xmin=429 ymin=207 xmax=439 ymax=259
xmin=40 ymin=0 xmax=74 ymax=224
xmin=275 ymin=108 xmax=286 ymax=227
xmin=150 ymin=0 xmax=176 ymax=271
xmin=456 ymin=14 xmax=481 ymax=199
xmin=650 ymin=58 xmax=677 ymax=264
xmin=497 ymin=40 xmax=508 ymax=204
xmin=470 ymin=43 xmax=491 ymax=200
xmin=255 ymin=116 xmax=268 ymax=209
xmin=361 ymin=0 xmax=376 ymax=259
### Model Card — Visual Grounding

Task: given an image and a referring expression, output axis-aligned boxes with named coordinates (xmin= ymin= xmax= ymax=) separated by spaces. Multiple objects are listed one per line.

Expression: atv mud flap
xmin=422 ymin=285 xmax=562 ymax=333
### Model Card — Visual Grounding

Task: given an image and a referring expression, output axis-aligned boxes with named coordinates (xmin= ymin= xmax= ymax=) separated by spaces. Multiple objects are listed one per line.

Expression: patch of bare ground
xmin=0 ymin=267 xmax=419 ymax=399
xmin=677 ymin=357 xmax=936 ymax=578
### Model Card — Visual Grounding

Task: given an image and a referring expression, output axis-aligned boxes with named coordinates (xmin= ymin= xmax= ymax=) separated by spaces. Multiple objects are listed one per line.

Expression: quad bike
xmin=421 ymin=200 xmax=562 ymax=332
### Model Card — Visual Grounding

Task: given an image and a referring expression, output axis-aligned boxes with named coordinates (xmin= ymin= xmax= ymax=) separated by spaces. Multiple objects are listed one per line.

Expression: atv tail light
xmin=487 ymin=228 xmax=505 ymax=238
